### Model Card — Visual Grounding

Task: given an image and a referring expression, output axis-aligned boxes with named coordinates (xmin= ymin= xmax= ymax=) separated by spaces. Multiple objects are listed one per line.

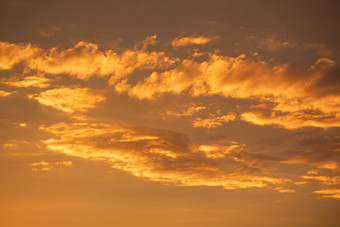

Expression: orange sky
xmin=1 ymin=0 xmax=340 ymax=226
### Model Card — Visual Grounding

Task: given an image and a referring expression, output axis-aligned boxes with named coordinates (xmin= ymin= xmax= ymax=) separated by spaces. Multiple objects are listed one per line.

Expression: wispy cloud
xmin=313 ymin=188 xmax=340 ymax=199
xmin=0 ymin=90 xmax=13 ymax=97
xmin=30 ymin=87 xmax=106 ymax=113
xmin=1 ymin=75 xmax=50 ymax=88
xmin=172 ymin=35 xmax=220 ymax=47
xmin=40 ymin=122 xmax=284 ymax=190
xmin=30 ymin=160 xmax=72 ymax=171
xmin=192 ymin=113 xmax=236 ymax=128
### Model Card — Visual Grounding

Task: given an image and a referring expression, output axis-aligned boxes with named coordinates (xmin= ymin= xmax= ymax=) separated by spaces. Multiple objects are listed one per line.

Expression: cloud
xmin=3 ymin=39 xmax=338 ymax=131
xmin=313 ymin=188 xmax=340 ymax=199
xmin=165 ymin=104 xmax=206 ymax=117
xmin=27 ymin=41 xmax=176 ymax=81
xmin=30 ymin=87 xmax=106 ymax=113
xmin=241 ymin=110 xmax=340 ymax=129
xmin=0 ymin=90 xmax=13 ymax=97
xmin=247 ymin=36 xmax=296 ymax=51
xmin=116 ymin=53 xmax=340 ymax=129
xmin=172 ymin=35 xmax=220 ymax=47
xmin=192 ymin=113 xmax=236 ymax=128
xmin=39 ymin=27 xmax=62 ymax=37
xmin=40 ymin=122 xmax=284 ymax=190
xmin=30 ymin=160 xmax=72 ymax=171
xmin=0 ymin=41 xmax=39 ymax=70
xmin=302 ymin=175 xmax=340 ymax=186
xmin=1 ymin=75 xmax=50 ymax=88
xmin=198 ymin=142 xmax=244 ymax=159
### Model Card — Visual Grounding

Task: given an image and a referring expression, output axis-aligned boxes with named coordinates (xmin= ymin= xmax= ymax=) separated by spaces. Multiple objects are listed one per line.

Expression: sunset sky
xmin=1 ymin=0 xmax=340 ymax=226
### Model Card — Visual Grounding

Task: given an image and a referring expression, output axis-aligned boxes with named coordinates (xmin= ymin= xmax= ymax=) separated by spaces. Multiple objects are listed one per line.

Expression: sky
xmin=0 ymin=0 xmax=340 ymax=226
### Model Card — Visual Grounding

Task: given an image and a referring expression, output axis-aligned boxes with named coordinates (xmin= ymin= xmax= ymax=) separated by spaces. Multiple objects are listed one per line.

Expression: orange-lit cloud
xmin=30 ymin=87 xmax=106 ymax=113
xmin=302 ymin=175 xmax=340 ymax=185
xmin=40 ymin=122 xmax=284 ymax=190
xmin=241 ymin=110 xmax=340 ymax=129
xmin=0 ymin=90 xmax=13 ymax=97
xmin=165 ymin=104 xmax=206 ymax=117
xmin=116 ymin=53 xmax=339 ymax=129
xmin=27 ymin=41 xmax=176 ymax=81
xmin=313 ymin=188 xmax=340 ymax=199
xmin=1 ymin=75 xmax=50 ymax=88
xmin=3 ymin=39 xmax=338 ymax=131
xmin=172 ymin=35 xmax=220 ymax=47
xmin=192 ymin=113 xmax=236 ymax=128
xmin=0 ymin=41 xmax=39 ymax=70
xmin=30 ymin=160 xmax=72 ymax=171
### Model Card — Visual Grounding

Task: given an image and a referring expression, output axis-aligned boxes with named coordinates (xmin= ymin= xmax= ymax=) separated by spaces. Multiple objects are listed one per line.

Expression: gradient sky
xmin=1 ymin=0 xmax=340 ymax=226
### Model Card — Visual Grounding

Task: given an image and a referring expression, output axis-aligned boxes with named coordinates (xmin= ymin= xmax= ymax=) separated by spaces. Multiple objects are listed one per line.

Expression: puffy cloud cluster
xmin=0 ymin=41 xmax=39 ymax=70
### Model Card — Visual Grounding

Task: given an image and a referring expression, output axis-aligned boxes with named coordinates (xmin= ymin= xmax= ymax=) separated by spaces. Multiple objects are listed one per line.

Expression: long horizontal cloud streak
xmin=116 ymin=55 xmax=340 ymax=129
xmin=0 ymin=39 xmax=176 ymax=81
xmin=172 ymin=35 xmax=220 ymax=47
xmin=41 ymin=122 xmax=284 ymax=190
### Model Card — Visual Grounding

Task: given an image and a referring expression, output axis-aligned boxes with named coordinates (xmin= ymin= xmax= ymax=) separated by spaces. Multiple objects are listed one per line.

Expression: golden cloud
xmin=172 ymin=35 xmax=220 ymax=47
xmin=27 ymin=41 xmax=176 ymax=81
xmin=30 ymin=87 xmax=106 ymax=113
xmin=40 ymin=122 xmax=284 ymax=190
xmin=0 ymin=90 xmax=13 ymax=97
xmin=313 ymin=188 xmax=340 ymax=199
xmin=165 ymin=104 xmax=206 ymax=117
xmin=302 ymin=175 xmax=340 ymax=185
xmin=30 ymin=160 xmax=72 ymax=171
xmin=1 ymin=75 xmax=50 ymax=88
xmin=116 ymin=54 xmax=339 ymax=129
xmin=3 ymin=39 xmax=338 ymax=131
xmin=192 ymin=113 xmax=236 ymax=128
xmin=0 ymin=41 xmax=39 ymax=70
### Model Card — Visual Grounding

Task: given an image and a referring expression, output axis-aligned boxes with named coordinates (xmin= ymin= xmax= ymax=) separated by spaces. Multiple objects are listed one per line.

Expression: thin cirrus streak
xmin=171 ymin=35 xmax=220 ymax=47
